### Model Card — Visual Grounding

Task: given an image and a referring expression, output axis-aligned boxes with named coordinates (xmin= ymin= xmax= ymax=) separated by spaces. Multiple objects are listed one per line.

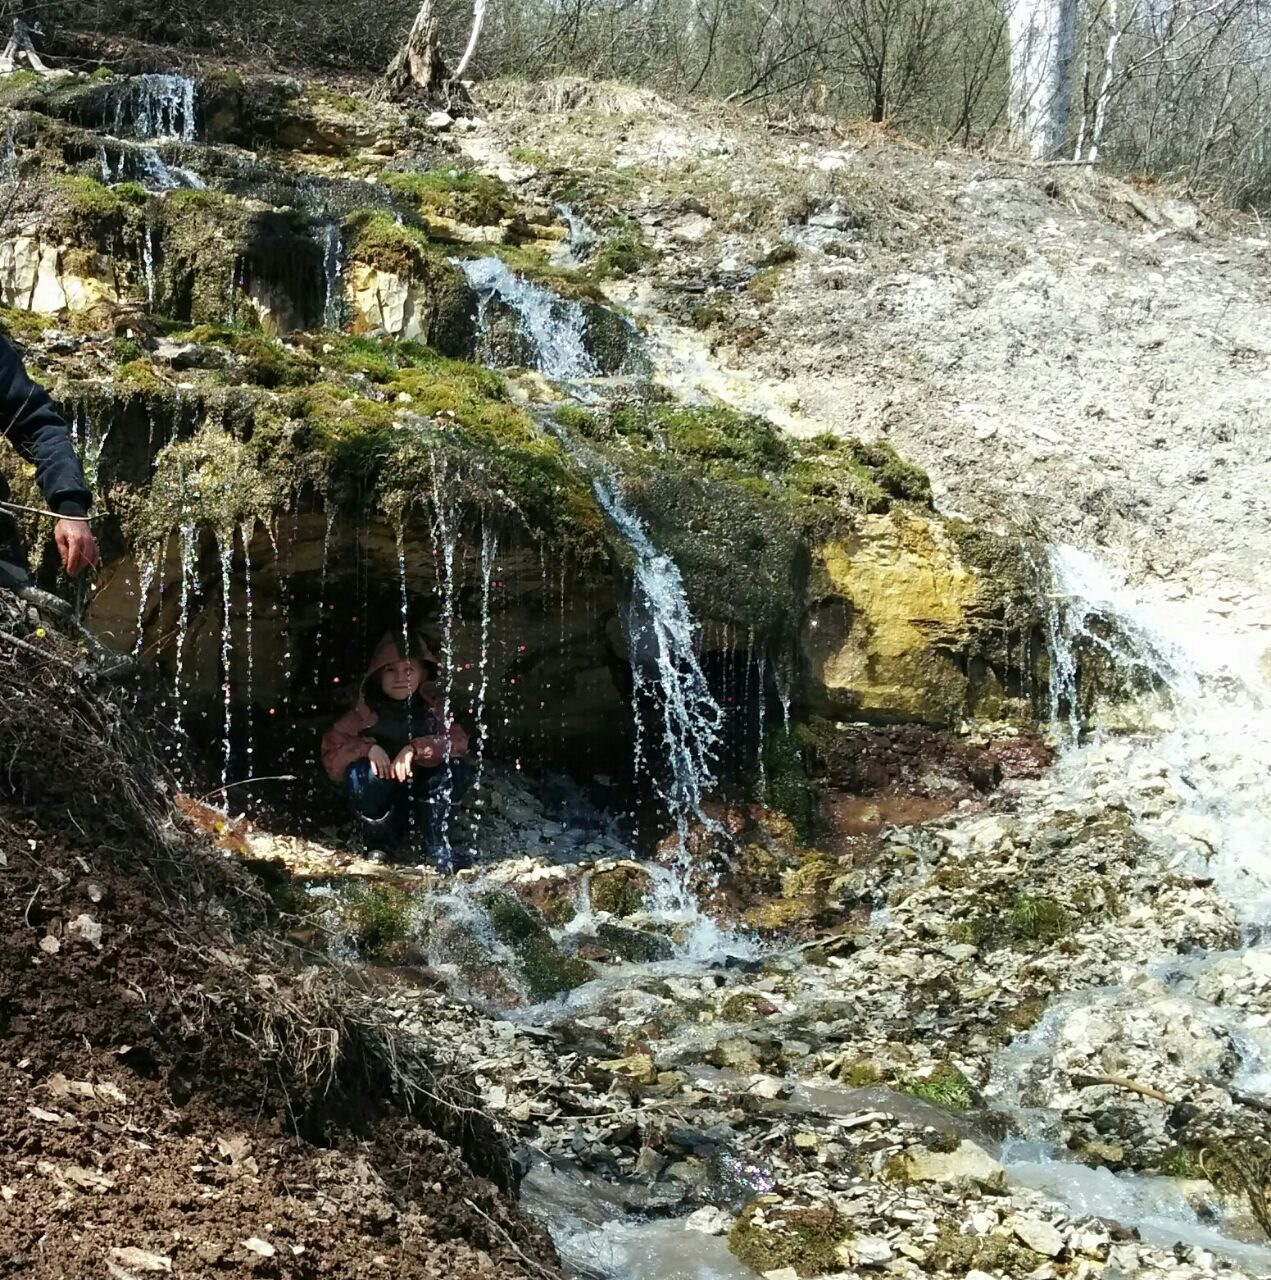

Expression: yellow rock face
xmin=0 ymin=236 xmax=121 ymax=315
xmin=347 ymin=261 xmax=432 ymax=340
xmin=804 ymin=512 xmax=995 ymax=725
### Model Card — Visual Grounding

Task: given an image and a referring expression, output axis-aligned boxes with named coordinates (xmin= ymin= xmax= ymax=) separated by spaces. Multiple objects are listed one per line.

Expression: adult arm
xmin=0 ymin=336 xmax=98 ymax=575
xmin=0 ymin=337 xmax=92 ymax=516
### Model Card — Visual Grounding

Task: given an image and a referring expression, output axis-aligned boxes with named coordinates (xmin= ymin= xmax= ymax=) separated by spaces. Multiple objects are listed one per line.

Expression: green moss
xmin=899 ymin=1062 xmax=973 ymax=1112
xmin=591 ymin=224 xmax=657 ymax=280
xmin=484 ymin=891 xmax=594 ymax=1001
xmin=304 ymin=83 xmax=366 ymax=115
xmin=116 ymin=358 xmax=165 ymax=392
xmin=382 ymin=168 xmax=514 ymax=226
xmin=588 ymin=867 xmax=650 ymax=918
xmin=0 ymin=305 xmax=55 ymax=341
xmin=343 ymin=881 xmax=417 ymax=958
xmin=1010 ymin=894 xmax=1070 ymax=943
xmin=997 ymin=995 xmax=1047 ymax=1039
xmin=728 ymin=1203 xmax=849 ymax=1277
xmin=204 ymin=69 xmax=245 ymax=92
xmin=179 ymin=324 xmax=313 ymax=388
xmin=53 ymin=175 xmax=139 ymax=223
xmin=1159 ymin=1145 xmax=1202 ymax=1179
xmin=163 ymin=187 xmax=237 ymax=216
xmin=839 ymin=1060 xmax=882 ymax=1087
xmin=123 ymin=422 xmax=284 ymax=551
xmin=762 ymin=728 xmax=819 ymax=840
xmin=927 ymin=1225 xmax=1041 ymax=1276
xmin=112 ymin=181 xmax=151 ymax=207
xmin=948 ymin=918 xmax=986 ymax=945
xmin=748 ymin=265 xmax=788 ymax=302
xmin=842 ymin=439 xmax=932 ymax=504
xmin=509 ymin=145 xmax=551 ymax=166
xmin=720 ymin=991 xmax=774 ymax=1021
xmin=345 ymin=209 xmax=437 ymax=278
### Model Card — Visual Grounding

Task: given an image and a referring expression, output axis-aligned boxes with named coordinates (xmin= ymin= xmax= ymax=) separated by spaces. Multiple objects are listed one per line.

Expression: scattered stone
xmin=425 ymin=111 xmax=454 ymax=131
xmin=67 ymin=914 xmax=102 ymax=949
xmin=684 ymin=1205 xmax=732 ymax=1235
xmin=109 ymin=1249 xmax=171 ymax=1272
xmin=1010 ymin=1217 xmax=1064 ymax=1258
xmin=896 ymin=1140 xmax=1004 ymax=1188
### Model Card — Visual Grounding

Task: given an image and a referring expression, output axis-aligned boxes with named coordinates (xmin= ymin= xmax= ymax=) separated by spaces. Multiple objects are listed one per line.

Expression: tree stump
xmin=383 ymin=0 xmax=474 ymax=110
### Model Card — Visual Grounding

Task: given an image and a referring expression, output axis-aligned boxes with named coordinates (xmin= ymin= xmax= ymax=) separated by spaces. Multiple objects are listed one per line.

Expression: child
xmin=321 ymin=631 xmax=475 ymax=870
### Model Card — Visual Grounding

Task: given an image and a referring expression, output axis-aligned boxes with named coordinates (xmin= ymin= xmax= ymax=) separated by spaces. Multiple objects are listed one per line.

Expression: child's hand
xmin=367 ymin=745 xmax=392 ymax=778
xmin=392 ymin=746 xmax=416 ymax=781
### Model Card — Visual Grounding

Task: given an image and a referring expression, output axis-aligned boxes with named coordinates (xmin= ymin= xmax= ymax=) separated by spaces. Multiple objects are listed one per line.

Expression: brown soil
xmin=0 ymin=616 xmax=560 ymax=1280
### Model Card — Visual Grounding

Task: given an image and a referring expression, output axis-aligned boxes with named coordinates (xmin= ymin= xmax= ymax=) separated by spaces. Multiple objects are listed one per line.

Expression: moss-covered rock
xmin=484 ymin=891 xmax=595 ymax=1001
xmin=588 ymin=863 xmax=653 ymax=917
xmin=728 ymin=1201 xmax=850 ymax=1276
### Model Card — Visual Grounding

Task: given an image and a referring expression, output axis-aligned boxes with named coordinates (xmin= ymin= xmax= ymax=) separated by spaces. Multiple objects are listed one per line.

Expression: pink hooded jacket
xmin=320 ymin=631 xmax=470 ymax=783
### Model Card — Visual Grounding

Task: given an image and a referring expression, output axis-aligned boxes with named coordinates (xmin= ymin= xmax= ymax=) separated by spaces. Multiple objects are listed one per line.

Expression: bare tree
xmin=1007 ymin=0 xmax=1079 ymax=156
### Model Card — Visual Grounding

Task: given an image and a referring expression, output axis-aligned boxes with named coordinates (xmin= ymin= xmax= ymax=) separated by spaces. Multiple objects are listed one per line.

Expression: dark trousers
xmin=344 ymin=756 xmax=475 ymax=867
xmin=0 ymin=477 xmax=31 ymax=589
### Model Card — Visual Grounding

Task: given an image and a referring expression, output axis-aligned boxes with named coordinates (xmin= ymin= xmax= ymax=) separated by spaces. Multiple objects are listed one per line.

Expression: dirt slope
xmin=0 ymin=619 xmax=558 ymax=1279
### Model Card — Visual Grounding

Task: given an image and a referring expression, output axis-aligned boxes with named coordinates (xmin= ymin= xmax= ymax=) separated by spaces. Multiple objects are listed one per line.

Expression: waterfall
xmin=142 ymin=224 xmax=155 ymax=308
xmin=118 ymin=74 xmax=198 ymax=142
xmin=592 ymin=475 xmax=723 ymax=842
xmin=551 ymin=203 xmax=596 ymax=266
xmin=322 ymin=224 xmax=345 ymax=330
xmin=982 ymin=543 xmax=1271 ymax=1257
xmin=1045 ymin=544 xmax=1271 ymax=908
xmin=457 ymin=257 xmax=598 ymax=381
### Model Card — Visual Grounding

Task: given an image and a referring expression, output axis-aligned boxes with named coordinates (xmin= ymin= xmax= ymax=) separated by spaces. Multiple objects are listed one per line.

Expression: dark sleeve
xmin=0 ymin=336 xmax=91 ymax=516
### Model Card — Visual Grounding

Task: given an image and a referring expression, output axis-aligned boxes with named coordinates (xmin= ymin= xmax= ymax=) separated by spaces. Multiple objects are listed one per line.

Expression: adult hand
xmin=392 ymin=745 xmax=416 ymax=781
xmin=54 ymin=518 xmax=100 ymax=578
xmin=367 ymin=745 xmax=392 ymax=779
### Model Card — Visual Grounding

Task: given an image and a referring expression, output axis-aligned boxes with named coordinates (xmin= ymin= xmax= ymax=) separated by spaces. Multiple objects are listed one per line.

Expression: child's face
xmin=378 ymin=657 xmax=424 ymax=701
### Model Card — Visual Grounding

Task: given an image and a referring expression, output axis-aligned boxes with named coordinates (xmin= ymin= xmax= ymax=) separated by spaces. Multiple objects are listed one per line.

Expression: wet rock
xmin=588 ymin=862 xmax=655 ymax=918
xmin=804 ymin=514 xmax=1043 ymax=726
xmin=684 ymin=1205 xmax=732 ymax=1235
xmin=587 ymin=922 xmax=674 ymax=964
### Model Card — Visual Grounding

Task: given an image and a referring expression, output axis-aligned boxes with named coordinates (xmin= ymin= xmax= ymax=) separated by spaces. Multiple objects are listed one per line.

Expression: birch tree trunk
xmin=1007 ymin=0 xmax=1079 ymax=158
xmin=453 ymin=0 xmax=489 ymax=82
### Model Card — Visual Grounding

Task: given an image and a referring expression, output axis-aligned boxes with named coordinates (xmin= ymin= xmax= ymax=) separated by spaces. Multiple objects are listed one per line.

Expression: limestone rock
xmin=804 ymin=513 xmax=1038 ymax=726
xmin=0 ymin=235 xmax=120 ymax=316
xmin=1010 ymin=1216 xmax=1064 ymax=1258
xmin=896 ymin=1139 xmax=1004 ymax=1188
xmin=685 ymin=1206 xmax=732 ymax=1235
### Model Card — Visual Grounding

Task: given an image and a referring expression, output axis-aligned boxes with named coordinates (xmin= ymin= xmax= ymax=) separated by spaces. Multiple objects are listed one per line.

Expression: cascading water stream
xmin=457 ymin=257 xmax=598 ymax=381
xmin=142 ymin=224 xmax=155 ymax=308
xmin=550 ymin=203 xmax=597 ymax=266
xmin=983 ymin=543 xmax=1271 ymax=1262
xmin=117 ymin=74 xmax=198 ymax=142
xmin=322 ymin=224 xmax=345 ymax=330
